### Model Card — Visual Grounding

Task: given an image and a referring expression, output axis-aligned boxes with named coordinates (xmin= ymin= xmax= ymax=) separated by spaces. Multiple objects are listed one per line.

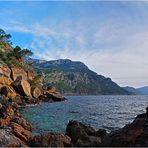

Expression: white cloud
xmin=1 ymin=4 xmax=148 ymax=87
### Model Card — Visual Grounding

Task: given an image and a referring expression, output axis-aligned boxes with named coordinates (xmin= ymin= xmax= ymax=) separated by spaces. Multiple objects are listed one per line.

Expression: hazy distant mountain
xmin=122 ymin=86 xmax=141 ymax=95
xmin=27 ymin=58 xmax=133 ymax=95
xmin=137 ymin=86 xmax=148 ymax=95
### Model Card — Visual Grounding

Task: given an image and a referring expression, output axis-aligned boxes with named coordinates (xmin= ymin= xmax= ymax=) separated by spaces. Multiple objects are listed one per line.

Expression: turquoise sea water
xmin=20 ymin=95 xmax=148 ymax=135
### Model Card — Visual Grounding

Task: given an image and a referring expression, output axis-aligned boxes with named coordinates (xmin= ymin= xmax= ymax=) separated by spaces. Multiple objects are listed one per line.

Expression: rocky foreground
xmin=1 ymin=64 xmax=148 ymax=147
xmin=1 ymin=103 xmax=148 ymax=147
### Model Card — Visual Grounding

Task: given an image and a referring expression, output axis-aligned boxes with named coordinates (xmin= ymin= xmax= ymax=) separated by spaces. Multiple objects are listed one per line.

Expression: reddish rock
xmin=12 ymin=76 xmax=32 ymax=97
xmin=0 ymin=75 xmax=12 ymax=85
xmin=11 ymin=122 xmax=32 ymax=142
xmin=30 ymin=133 xmax=71 ymax=147
xmin=27 ymin=71 xmax=34 ymax=80
xmin=10 ymin=67 xmax=28 ymax=81
xmin=1 ymin=85 xmax=17 ymax=101
xmin=11 ymin=113 xmax=32 ymax=131
xmin=0 ymin=64 xmax=11 ymax=77
xmin=0 ymin=105 xmax=15 ymax=127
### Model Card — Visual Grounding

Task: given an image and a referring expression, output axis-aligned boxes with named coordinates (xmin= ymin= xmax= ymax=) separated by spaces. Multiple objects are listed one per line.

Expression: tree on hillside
xmin=0 ymin=28 xmax=12 ymax=44
xmin=9 ymin=46 xmax=33 ymax=60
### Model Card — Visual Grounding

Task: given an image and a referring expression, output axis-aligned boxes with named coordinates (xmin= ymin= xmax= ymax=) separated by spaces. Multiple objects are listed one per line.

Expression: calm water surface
xmin=20 ymin=95 xmax=148 ymax=135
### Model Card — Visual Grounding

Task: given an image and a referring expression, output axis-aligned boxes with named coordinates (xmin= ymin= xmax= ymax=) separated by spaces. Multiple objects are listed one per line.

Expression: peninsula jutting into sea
xmin=1 ymin=1 xmax=148 ymax=147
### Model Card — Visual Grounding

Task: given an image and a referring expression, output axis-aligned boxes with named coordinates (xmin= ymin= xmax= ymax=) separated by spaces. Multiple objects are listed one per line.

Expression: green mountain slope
xmin=29 ymin=58 xmax=132 ymax=95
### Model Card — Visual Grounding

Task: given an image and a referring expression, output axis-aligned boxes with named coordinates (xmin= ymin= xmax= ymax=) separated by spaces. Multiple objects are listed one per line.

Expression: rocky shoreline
xmin=1 ymin=103 xmax=148 ymax=147
xmin=1 ymin=65 xmax=148 ymax=147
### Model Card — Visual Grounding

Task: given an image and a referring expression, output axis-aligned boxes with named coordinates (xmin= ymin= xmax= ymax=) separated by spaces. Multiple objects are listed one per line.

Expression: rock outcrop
xmin=10 ymin=67 xmax=28 ymax=81
xmin=40 ymin=88 xmax=66 ymax=102
xmin=0 ymin=64 xmax=11 ymax=78
xmin=29 ymin=133 xmax=72 ymax=147
xmin=0 ymin=103 xmax=32 ymax=147
xmin=0 ymin=63 xmax=66 ymax=105
xmin=101 ymin=107 xmax=148 ymax=147
xmin=1 ymin=85 xmax=17 ymax=101
xmin=66 ymin=120 xmax=102 ymax=147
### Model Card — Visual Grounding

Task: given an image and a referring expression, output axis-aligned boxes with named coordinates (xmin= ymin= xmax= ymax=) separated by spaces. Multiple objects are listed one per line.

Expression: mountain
xmin=122 ymin=86 xmax=141 ymax=95
xmin=27 ymin=58 xmax=132 ymax=95
xmin=137 ymin=86 xmax=148 ymax=95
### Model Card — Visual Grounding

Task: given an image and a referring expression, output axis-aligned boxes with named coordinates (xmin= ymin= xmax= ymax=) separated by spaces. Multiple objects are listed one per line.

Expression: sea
xmin=20 ymin=95 xmax=148 ymax=135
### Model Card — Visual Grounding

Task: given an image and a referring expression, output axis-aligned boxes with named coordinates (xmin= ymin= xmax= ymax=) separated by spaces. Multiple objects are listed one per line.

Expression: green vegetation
xmin=0 ymin=28 xmax=33 ymax=70
xmin=32 ymin=59 xmax=132 ymax=95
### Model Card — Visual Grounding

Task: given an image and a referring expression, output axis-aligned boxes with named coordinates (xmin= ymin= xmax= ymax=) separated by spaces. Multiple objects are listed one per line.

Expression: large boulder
xmin=31 ymin=87 xmax=41 ymax=98
xmin=29 ymin=133 xmax=72 ymax=147
xmin=10 ymin=67 xmax=28 ymax=81
xmin=0 ymin=64 xmax=11 ymax=78
xmin=12 ymin=76 xmax=32 ymax=97
xmin=66 ymin=120 xmax=101 ymax=146
xmin=40 ymin=90 xmax=66 ymax=102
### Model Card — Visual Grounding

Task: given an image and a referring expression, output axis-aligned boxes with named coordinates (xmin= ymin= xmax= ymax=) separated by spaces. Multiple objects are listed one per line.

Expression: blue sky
xmin=0 ymin=1 xmax=148 ymax=87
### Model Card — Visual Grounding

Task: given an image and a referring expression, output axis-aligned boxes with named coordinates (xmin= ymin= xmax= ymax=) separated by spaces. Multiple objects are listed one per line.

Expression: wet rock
xmin=66 ymin=120 xmax=101 ymax=146
xmin=29 ymin=133 xmax=72 ymax=147
xmin=12 ymin=76 xmax=32 ymax=97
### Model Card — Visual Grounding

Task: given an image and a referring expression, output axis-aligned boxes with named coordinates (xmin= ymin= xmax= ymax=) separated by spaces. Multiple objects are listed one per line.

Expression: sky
xmin=0 ymin=1 xmax=148 ymax=88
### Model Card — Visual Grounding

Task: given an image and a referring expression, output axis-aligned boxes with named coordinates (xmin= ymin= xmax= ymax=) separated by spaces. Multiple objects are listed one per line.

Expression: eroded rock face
xmin=0 ymin=104 xmax=32 ymax=146
xmin=10 ymin=67 xmax=28 ymax=81
xmin=11 ymin=122 xmax=32 ymax=142
xmin=29 ymin=133 xmax=72 ymax=147
xmin=0 ymin=64 xmax=11 ymax=78
xmin=12 ymin=76 xmax=32 ymax=97
xmin=66 ymin=120 xmax=102 ymax=147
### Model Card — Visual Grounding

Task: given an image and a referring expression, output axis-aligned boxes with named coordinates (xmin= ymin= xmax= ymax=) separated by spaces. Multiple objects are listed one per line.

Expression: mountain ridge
xmin=27 ymin=58 xmax=133 ymax=95
xmin=137 ymin=86 xmax=148 ymax=95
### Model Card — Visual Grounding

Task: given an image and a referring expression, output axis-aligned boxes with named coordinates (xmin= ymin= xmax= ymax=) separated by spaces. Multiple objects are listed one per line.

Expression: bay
xmin=20 ymin=95 xmax=148 ymax=135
